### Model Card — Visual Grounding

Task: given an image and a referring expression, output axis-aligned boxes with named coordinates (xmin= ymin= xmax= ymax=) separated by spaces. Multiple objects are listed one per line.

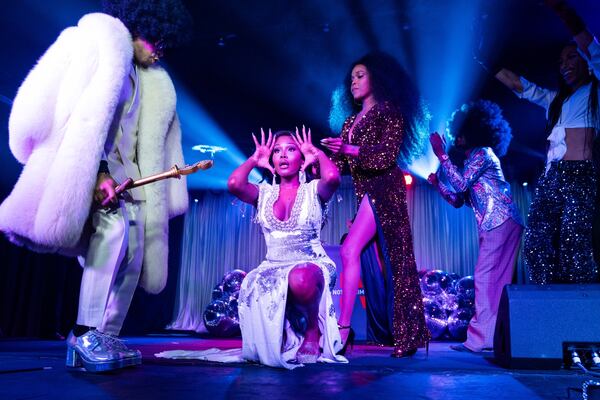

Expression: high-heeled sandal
xmin=337 ymin=324 xmax=355 ymax=356
xmin=295 ymin=340 xmax=320 ymax=364
xmin=390 ymin=340 xmax=429 ymax=358
xmin=390 ymin=347 xmax=417 ymax=358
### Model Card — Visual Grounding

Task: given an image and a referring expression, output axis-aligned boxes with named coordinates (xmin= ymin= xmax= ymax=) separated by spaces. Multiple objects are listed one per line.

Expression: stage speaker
xmin=494 ymin=284 xmax=600 ymax=369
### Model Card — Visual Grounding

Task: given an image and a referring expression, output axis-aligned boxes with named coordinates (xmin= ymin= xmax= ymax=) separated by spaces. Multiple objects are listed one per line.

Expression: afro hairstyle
xmin=447 ymin=99 xmax=512 ymax=157
xmin=102 ymin=0 xmax=193 ymax=48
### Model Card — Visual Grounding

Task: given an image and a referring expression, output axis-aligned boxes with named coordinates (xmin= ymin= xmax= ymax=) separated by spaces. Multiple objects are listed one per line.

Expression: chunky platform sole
xmin=66 ymin=347 xmax=142 ymax=372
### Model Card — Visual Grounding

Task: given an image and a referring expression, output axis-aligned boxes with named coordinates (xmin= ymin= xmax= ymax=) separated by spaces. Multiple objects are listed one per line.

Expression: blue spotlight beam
xmin=405 ymin=0 xmax=485 ymax=179
xmin=175 ymin=83 xmax=260 ymax=189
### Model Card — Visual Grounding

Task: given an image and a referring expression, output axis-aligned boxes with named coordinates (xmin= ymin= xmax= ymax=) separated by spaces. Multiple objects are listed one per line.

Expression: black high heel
xmin=390 ymin=347 xmax=417 ymax=358
xmin=337 ymin=325 xmax=355 ymax=356
xmin=390 ymin=340 xmax=429 ymax=358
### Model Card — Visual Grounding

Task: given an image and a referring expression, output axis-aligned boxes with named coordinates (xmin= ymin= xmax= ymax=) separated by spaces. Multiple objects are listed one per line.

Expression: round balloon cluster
xmin=203 ymin=269 xmax=247 ymax=337
xmin=419 ymin=269 xmax=475 ymax=341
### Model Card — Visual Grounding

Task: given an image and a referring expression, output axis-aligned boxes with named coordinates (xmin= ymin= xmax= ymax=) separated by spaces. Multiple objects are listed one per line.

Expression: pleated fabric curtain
xmin=168 ymin=176 xmax=532 ymax=332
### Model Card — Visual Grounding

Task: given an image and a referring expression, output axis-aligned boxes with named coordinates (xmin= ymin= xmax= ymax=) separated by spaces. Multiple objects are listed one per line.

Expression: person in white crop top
xmin=493 ymin=0 xmax=599 ymax=284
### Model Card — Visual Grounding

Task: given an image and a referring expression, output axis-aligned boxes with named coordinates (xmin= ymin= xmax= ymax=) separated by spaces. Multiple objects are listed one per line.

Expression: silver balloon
xmin=204 ymin=269 xmax=248 ymax=337
xmin=210 ymin=315 xmax=241 ymax=337
xmin=420 ymin=270 xmax=449 ymax=296
xmin=447 ymin=272 xmax=461 ymax=282
xmin=435 ymin=292 xmax=459 ymax=315
xmin=426 ymin=317 xmax=448 ymax=340
xmin=423 ymin=298 xmax=447 ymax=339
xmin=204 ymin=299 xmax=241 ymax=337
xmin=424 ymin=299 xmax=444 ymax=317
xmin=457 ymin=293 xmax=475 ymax=310
xmin=223 ymin=269 xmax=247 ymax=294
xmin=211 ymin=284 xmax=226 ymax=301
xmin=422 ymin=295 xmax=437 ymax=312
xmin=204 ymin=300 xmax=227 ymax=328
xmin=455 ymin=276 xmax=475 ymax=299
xmin=447 ymin=308 xmax=474 ymax=340
xmin=227 ymin=296 xmax=239 ymax=320
xmin=445 ymin=273 xmax=461 ymax=294
xmin=438 ymin=272 xmax=454 ymax=293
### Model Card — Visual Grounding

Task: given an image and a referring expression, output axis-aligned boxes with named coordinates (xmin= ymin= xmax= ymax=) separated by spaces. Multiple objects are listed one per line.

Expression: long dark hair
xmin=546 ymin=44 xmax=599 ymax=132
xmin=329 ymin=51 xmax=429 ymax=166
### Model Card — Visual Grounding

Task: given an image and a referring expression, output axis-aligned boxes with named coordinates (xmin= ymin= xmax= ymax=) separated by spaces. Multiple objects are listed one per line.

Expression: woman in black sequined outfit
xmin=493 ymin=0 xmax=600 ymax=283
xmin=322 ymin=52 xmax=430 ymax=357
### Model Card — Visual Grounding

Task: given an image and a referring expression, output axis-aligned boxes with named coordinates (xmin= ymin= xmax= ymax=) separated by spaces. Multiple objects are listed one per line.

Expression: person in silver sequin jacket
xmin=428 ymin=100 xmax=523 ymax=353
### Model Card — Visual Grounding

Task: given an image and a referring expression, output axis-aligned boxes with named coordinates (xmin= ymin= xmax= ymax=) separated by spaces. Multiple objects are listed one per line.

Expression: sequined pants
xmin=524 ymin=161 xmax=599 ymax=284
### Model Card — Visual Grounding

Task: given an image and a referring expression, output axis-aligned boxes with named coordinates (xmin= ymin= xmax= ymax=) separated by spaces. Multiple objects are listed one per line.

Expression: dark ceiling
xmin=1 ymin=0 xmax=599 ymax=191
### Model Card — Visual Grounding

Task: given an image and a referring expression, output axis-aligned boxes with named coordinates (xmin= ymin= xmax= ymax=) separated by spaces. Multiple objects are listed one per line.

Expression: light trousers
xmin=464 ymin=218 xmax=522 ymax=352
xmin=77 ymin=201 xmax=145 ymax=335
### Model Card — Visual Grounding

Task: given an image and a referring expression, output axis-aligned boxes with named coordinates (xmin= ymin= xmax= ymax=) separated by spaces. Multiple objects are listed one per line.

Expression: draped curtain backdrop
xmin=169 ymin=176 xmax=532 ymax=332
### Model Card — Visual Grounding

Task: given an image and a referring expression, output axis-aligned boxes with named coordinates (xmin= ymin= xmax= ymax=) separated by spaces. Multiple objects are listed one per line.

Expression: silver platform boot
xmin=95 ymin=331 xmax=142 ymax=363
xmin=66 ymin=330 xmax=140 ymax=372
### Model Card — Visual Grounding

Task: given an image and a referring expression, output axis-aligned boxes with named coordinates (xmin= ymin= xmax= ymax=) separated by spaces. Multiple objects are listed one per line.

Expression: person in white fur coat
xmin=0 ymin=0 xmax=192 ymax=371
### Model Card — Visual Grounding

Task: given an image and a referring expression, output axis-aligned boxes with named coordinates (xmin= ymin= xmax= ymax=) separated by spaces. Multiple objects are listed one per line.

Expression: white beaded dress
xmin=239 ymin=179 xmax=346 ymax=368
xmin=156 ymin=179 xmax=347 ymax=369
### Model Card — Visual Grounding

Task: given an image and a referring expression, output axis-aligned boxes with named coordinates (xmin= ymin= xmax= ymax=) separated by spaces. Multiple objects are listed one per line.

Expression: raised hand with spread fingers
xmin=292 ymin=125 xmax=320 ymax=172
xmin=251 ymin=128 xmax=275 ymax=174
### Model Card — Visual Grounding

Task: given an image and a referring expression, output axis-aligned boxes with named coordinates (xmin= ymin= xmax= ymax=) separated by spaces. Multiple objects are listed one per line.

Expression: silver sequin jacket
xmin=437 ymin=147 xmax=523 ymax=232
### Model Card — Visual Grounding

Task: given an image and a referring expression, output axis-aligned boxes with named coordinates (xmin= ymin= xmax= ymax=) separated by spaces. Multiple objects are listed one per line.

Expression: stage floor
xmin=0 ymin=335 xmax=590 ymax=399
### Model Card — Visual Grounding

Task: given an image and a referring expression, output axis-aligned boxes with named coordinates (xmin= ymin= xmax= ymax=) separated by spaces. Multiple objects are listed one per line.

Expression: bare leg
xmin=288 ymin=263 xmax=325 ymax=360
xmin=338 ymin=194 xmax=377 ymax=342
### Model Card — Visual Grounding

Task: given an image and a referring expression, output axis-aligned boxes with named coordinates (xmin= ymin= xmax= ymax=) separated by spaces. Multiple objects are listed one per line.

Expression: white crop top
xmin=515 ymin=37 xmax=600 ymax=172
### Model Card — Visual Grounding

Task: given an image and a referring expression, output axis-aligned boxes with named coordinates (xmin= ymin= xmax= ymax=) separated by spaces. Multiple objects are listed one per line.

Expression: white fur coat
xmin=0 ymin=13 xmax=188 ymax=294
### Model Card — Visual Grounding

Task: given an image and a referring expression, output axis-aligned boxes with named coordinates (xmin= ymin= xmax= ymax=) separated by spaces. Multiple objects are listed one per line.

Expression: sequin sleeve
xmin=437 ymin=179 xmax=465 ymax=208
xmin=440 ymin=148 xmax=490 ymax=193
xmin=356 ymin=112 xmax=403 ymax=171
xmin=330 ymin=152 xmax=347 ymax=174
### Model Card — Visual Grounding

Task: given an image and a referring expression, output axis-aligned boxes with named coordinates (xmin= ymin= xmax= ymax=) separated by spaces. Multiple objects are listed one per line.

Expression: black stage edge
xmin=0 ymin=336 xmax=595 ymax=400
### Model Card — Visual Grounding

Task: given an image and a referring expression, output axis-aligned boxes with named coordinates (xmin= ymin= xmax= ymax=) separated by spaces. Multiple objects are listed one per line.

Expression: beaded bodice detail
xmin=254 ymin=180 xmax=335 ymax=286
xmin=263 ymin=182 xmax=307 ymax=232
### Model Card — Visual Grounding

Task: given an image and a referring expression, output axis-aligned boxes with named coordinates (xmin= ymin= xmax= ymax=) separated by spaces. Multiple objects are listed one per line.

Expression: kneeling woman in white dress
xmin=156 ymin=128 xmax=345 ymax=368
xmin=228 ymin=127 xmax=346 ymax=368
